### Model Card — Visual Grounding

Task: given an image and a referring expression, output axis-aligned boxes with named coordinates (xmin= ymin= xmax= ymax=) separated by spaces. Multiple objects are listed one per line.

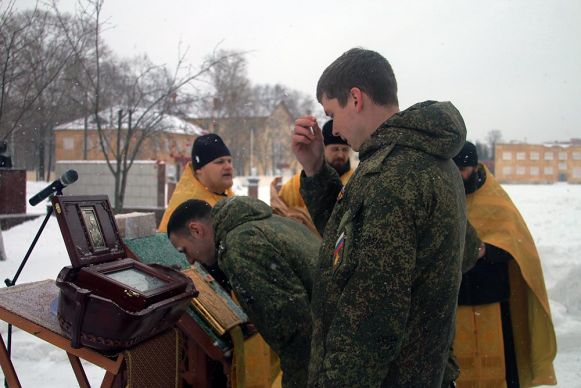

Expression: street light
xmin=249 ymin=127 xmax=255 ymax=176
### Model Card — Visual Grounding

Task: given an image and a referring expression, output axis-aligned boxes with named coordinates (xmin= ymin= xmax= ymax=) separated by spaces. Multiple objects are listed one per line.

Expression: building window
xmin=516 ymin=152 xmax=526 ymax=161
xmin=559 ymin=162 xmax=567 ymax=170
xmin=573 ymin=152 xmax=581 ymax=161
xmin=559 ymin=152 xmax=567 ymax=160
xmin=544 ymin=167 xmax=553 ymax=175
xmin=574 ymin=168 xmax=581 ymax=178
xmin=530 ymin=167 xmax=539 ymax=176
xmin=502 ymin=166 xmax=512 ymax=175
xmin=544 ymin=152 xmax=554 ymax=160
xmin=516 ymin=166 xmax=526 ymax=175
xmin=530 ymin=151 xmax=539 ymax=160
xmin=502 ymin=152 xmax=512 ymax=161
xmin=63 ymin=137 xmax=75 ymax=150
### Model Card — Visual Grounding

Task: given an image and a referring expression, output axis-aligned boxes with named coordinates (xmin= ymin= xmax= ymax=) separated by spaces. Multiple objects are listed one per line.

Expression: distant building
xmin=494 ymin=139 xmax=581 ymax=183
xmin=55 ymin=102 xmax=298 ymax=178
xmin=54 ymin=107 xmax=204 ymax=177
xmin=188 ymin=102 xmax=295 ymax=176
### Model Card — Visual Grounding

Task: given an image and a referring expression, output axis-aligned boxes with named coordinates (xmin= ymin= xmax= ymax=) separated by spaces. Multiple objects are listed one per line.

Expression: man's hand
xmin=292 ymin=116 xmax=325 ymax=176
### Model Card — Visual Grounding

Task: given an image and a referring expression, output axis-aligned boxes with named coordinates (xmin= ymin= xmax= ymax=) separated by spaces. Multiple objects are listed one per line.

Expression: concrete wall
xmin=55 ymin=161 xmax=165 ymax=208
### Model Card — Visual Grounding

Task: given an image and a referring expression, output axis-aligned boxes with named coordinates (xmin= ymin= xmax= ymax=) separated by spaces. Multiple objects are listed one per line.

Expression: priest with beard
xmin=277 ymin=119 xmax=354 ymax=216
xmin=450 ymin=142 xmax=557 ymax=388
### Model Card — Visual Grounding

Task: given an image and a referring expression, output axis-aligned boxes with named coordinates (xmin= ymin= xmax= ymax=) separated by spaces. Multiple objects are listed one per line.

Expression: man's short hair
xmin=167 ymin=199 xmax=212 ymax=237
xmin=316 ymin=48 xmax=398 ymax=107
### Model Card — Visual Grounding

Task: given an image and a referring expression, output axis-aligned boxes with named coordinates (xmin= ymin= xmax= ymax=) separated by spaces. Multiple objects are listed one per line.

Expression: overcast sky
xmin=17 ymin=0 xmax=581 ymax=143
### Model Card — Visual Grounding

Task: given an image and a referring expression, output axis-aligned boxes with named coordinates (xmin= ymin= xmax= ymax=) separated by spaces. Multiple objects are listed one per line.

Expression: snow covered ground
xmin=0 ymin=180 xmax=580 ymax=387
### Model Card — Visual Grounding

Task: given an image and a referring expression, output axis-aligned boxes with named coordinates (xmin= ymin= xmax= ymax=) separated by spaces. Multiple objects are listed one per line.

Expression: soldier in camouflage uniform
xmin=291 ymin=48 xmax=468 ymax=387
xmin=167 ymin=196 xmax=320 ymax=388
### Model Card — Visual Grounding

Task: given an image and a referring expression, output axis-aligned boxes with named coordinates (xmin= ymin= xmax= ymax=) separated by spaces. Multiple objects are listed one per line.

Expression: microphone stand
xmin=3 ymin=189 xmax=62 ymax=380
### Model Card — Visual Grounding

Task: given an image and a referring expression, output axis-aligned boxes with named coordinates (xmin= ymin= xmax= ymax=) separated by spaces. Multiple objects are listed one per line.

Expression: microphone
xmin=28 ymin=169 xmax=79 ymax=206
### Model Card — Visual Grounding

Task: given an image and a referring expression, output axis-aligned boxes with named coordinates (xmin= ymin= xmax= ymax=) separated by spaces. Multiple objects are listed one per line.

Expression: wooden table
xmin=0 ymin=280 xmax=125 ymax=388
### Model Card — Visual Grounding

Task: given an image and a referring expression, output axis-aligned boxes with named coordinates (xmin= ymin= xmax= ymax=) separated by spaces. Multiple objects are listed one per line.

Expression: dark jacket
xmin=212 ymin=196 xmax=320 ymax=388
xmin=301 ymin=101 xmax=467 ymax=387
xmin=458 ymin=243 xmax=512 ymax=305
xmin=458 ymin=166 xmax=512 ymax=305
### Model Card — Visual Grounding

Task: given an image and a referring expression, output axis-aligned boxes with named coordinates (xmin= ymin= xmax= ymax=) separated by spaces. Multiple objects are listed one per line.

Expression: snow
xmin=54 ymin=106 xmax=205 ymax=136
xmin=1 ymin=180 xmax=580 ymax=387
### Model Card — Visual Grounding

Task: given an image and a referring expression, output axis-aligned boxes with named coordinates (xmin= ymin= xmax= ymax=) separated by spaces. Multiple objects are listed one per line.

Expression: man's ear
xmin=349 ymin=87 xmax=364 ymax=113
xmin=186 ymin=220 xmax=206 ymax=239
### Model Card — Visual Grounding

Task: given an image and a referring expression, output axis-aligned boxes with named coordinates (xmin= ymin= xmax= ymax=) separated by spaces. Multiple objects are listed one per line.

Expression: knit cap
xmin=192 ymin=134 xmax=231 ymax=169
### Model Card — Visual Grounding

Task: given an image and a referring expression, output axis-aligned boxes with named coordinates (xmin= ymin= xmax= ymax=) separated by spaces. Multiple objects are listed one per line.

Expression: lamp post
xmin=247 ymin=127 xmax=259 ymax=198
xmin=249 ymin=127 xmax=255 ymax=176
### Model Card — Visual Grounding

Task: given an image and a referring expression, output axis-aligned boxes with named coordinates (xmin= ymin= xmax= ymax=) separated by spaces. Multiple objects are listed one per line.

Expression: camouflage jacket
xmin=212 ymin=196 xmax=320 ymax=388
xmin=301 ymin=101 xmax=467 ymax=387
xmin=442 ymin=220 xmax=483 ymax=387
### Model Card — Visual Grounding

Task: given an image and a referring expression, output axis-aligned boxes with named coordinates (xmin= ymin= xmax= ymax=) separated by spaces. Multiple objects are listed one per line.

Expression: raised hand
xmin=291 ymin=116 xmax=325 ymax=176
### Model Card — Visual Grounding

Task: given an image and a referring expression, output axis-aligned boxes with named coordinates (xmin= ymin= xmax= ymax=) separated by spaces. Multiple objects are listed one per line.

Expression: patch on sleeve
xmin=333 ymin=231 xmax=345 ymax=268
xmin=336 ymin=185 xmax=345 ymax=202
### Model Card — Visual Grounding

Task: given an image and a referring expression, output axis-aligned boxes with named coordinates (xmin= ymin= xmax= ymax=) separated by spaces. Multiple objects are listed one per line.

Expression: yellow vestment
xmin=454 ymin=165 xmax=557 ymax=387
xmin=158 ymin=162 xmax=234 ymax=232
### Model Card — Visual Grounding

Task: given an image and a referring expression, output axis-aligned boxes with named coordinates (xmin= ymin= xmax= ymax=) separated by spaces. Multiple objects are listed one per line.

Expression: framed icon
xmin=81 ymin=206 xmax=106 ymax=250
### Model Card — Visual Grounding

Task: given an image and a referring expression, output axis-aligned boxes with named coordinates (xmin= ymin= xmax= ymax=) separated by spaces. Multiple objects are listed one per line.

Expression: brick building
xmin=494 ymin=139 xmax=581 ymax=183
xmin=188 ymin=102 xmax=295 ymax=176
xmin=54 ymin=107 xmax=204 ymax=177
xmin=55 ymin=103 xmax=298 ymax=179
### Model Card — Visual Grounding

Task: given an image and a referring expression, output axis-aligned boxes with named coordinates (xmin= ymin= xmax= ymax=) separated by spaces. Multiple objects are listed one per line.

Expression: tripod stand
xmin=3 ymin=191 xmax=60 ymax=363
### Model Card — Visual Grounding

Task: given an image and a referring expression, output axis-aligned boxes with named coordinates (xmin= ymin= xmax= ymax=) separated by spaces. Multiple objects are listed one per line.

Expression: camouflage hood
xmin=212 ymin=196 xmax=272 ymax=243
xmin=359 ymin=101 xmax=466 ymax=162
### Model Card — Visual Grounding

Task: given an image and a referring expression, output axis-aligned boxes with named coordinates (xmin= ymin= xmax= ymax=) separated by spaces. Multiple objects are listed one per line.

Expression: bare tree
xmin=197 ymin=50 xmax=254 ymax=175
xmin=486 ymin=129 xmax=503 ymax=171
xmin=0 ymin=2 xmax=56 ymax=167
xmin=251 ymin=83 xmax=315 ymax=118
xmin=196 ymin=51 xmax=315 ymax=175
xmin=474 ymin=140 xmax=490 ymax=161
xmin=251 ymin=84 xmax=315 ymax=174
xmin=0 ymin=2 xmax=95 ymax=176
xmin=54 ymin=0 xmax=231 ymax=211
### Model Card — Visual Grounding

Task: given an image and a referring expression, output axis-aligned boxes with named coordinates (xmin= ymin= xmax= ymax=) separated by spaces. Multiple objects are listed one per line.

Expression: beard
xmin=463 ymin=166 xmax=487 ymax=194
xmin=330 ymin=159 xmax=351 ymax=176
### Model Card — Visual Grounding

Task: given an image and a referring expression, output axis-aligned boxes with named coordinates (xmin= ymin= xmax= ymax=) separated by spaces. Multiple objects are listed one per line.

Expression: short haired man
xmin=451 ymin=142 xmax=557 ymax=387
xmin=278 ymin=119 xmax=353 ymax=210
xmin=167 ymin=196 xmax=320 ymax=388
xmin=292 ymin=48 xmax=468 ymax=386
xmin=159 ymin=133 xmax=234 ymax=232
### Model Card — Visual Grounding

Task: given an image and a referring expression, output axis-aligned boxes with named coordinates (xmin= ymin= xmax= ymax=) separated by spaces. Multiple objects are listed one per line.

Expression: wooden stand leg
xmin=191 ymin=340 xmax=209 ymax=387
xmin=99 ymin=360 xmax=125 ymax=388
xmin=0 ymin=334 xmax=22 ymax=388
xmin=100 ymin=371 xmax=117 ymax=388
xmin=67 ymin=353 xmax=90 ymax=388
